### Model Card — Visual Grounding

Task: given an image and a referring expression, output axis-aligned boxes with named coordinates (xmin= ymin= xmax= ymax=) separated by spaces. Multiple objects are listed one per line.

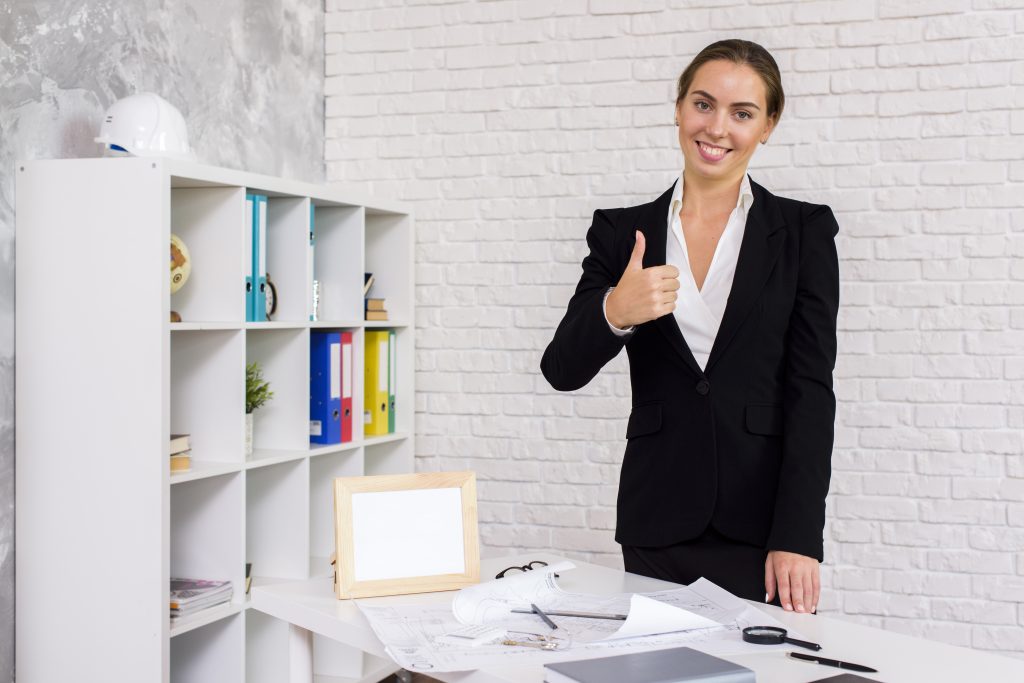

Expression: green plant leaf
xmin=246 ymin=361 xmax=274 ymax=414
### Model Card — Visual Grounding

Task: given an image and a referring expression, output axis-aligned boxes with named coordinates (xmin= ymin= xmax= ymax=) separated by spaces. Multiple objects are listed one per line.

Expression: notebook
xmin=543 ymin=647 xmax=754 ymax=683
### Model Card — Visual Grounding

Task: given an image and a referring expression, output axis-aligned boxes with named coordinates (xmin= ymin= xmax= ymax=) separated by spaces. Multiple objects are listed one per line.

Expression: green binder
xmin=388 ymin=329 xmax=396 ymax=433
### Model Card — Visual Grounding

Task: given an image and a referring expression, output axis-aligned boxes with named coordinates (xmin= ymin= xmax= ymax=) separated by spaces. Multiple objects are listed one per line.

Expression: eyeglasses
xmin=495 ymin=560 xmax=558 ymax=580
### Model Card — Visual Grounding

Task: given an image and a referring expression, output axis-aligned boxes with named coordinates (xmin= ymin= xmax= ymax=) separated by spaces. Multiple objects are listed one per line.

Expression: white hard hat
xmin=95 ymin=92 xmax=195 ymax=161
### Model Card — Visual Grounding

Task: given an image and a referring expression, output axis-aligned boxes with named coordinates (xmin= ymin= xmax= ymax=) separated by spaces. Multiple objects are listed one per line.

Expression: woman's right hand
xmin=605 ymin=231 xmax=680 ymax=328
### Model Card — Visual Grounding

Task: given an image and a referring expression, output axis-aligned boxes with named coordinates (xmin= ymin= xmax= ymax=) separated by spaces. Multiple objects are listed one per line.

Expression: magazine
xmin=170 ymin=578 xmax=233 ymax=618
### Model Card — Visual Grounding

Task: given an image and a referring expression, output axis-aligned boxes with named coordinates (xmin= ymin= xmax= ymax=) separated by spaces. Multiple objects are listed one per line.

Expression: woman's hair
xmin=676 ymin=39 xmax=784 ymax=125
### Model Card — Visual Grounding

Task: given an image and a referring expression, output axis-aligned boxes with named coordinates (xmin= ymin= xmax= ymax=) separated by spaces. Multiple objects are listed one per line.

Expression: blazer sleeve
xmin=540 ymin=209 xmax=629 ymax=391
xmin=766 ymin=203 xmax=840 ymax=561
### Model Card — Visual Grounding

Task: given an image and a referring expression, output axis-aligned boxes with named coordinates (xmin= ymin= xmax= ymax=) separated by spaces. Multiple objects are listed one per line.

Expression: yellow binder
xmin=364 ymin=330 xmax=390 ymax=436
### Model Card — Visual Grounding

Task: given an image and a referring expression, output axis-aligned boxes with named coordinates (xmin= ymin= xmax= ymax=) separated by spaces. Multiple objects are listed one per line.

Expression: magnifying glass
xmin=742 ymin=626 xmax=821 ymax=651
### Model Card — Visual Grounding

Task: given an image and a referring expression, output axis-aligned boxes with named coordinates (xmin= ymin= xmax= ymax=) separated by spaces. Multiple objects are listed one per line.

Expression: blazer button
xmin=695 ymin=379 xmax=710 ymax=395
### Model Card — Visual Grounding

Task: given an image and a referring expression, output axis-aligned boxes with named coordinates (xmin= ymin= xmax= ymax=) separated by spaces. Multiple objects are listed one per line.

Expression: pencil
xmin=511 ymin=608 xmax=627 ymax=621
xmin=530 ymin=603 xmax=558 ymax=630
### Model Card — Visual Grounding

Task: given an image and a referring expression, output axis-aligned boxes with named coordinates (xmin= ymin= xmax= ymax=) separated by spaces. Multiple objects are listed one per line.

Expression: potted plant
xmin=245 ymin=361 xmax=274 ymax=458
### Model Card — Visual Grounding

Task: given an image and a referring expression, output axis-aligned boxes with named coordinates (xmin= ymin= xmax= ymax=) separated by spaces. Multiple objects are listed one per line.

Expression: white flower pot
xmin=245 ymin=412 xmax=254 ymax=459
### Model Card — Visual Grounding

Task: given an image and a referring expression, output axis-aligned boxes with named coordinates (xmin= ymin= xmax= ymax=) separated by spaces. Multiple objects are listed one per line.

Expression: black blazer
xmin=540 ymin=176 xmax=839 ymax=561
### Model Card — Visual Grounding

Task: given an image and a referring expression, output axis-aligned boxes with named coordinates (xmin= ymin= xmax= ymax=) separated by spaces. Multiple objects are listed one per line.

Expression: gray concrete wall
xmin=0 ymin=1 xmax=324 ymax=678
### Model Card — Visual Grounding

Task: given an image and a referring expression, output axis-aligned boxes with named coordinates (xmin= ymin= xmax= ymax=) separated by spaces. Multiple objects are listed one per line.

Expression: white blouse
xmin=605 ymin=172 xmax=754 ymax=371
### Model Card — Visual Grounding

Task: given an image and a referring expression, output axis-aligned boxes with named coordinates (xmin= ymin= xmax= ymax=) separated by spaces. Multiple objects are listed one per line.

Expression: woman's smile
xmin=696 ymin=140 xmax=731 ymax=162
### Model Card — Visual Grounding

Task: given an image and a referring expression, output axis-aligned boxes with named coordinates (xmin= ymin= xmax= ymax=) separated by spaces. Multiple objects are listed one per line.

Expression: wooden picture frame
xmin=333 ymin=471 xmax=480 ymax=599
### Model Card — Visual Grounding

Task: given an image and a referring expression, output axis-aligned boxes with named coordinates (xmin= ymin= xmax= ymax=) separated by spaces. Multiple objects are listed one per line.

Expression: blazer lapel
xmin=704 ymin=177 xmax=788 ymax=374
xmin=640 ymin=181 xmax=705 ymax=378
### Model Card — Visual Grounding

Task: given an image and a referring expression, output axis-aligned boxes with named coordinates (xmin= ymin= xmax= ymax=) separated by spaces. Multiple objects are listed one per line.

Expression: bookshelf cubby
xmin=16 ymin=158 xmax=413 ymax=683
xmin=246 ymin=327 xmax=310 ymax=451
xmin=171 ymin=614 xmax=244 ymax=683
xmin=245 ymin=609 xmax=290 ymax=683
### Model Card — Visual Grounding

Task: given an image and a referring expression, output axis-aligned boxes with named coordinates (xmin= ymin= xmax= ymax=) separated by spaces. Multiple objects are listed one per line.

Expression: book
xmin=170 ymin=433 xmax=190 ymax=455
xmin=365 ymin=310 xmax=388 ymax=321
xmin=365 ymin=298 xmax=386 ymax=311
xmin=170 ymin=453 xmax=191 ymax=473
xmin=543 ymin=647 xmax=754 ymax=683
xmin=245 ymin=563 xmax=253 ymax=595
xmin=363 ymin=272 xmax=375 ymax=296
xmin=170 ymin=578 xmax=232 ymax=618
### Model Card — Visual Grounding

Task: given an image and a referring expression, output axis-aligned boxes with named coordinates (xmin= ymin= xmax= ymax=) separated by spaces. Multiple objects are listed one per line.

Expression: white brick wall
xmin=325 ymin=0 xmax=1024 ymax=657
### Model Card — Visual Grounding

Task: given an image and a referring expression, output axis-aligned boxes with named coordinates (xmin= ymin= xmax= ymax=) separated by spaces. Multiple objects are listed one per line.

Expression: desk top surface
xmin=252 ymin=553 xmax=1024 ymax=683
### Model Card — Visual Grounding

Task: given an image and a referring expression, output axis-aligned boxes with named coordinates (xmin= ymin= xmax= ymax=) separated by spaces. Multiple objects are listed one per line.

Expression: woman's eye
xmin=695 ymin=101 xmax=710 ymax=111
xmin=737 ymin=111 xmax=751 ymax=120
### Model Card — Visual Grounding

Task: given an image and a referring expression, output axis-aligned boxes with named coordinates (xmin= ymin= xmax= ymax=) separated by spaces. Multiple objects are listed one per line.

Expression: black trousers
xmin=622 ymin=526 xmax=782 ymax=607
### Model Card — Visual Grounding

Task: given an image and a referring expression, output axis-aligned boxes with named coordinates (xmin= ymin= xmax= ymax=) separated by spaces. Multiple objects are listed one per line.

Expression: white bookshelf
xmin=15 ymin=158 xmax=413 ymax=683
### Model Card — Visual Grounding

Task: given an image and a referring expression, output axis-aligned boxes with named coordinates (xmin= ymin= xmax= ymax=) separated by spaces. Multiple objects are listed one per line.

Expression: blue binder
xmin=310 ymin=331 xmax=342 ymax=444
xmin=253 ymin=194 xmax=268 ymax=322
xmin=245 ymin=194 xmax=255 ymax=321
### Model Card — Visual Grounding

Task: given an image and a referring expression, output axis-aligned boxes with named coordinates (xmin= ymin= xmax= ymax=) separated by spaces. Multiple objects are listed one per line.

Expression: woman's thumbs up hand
xmin=605 ymin=230 xmax=680 ymax=329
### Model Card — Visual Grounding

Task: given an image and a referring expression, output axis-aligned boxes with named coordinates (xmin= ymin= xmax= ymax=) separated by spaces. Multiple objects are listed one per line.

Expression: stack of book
xmin=170 ymin=433 xmax=191 ymax=473
xmin=170 ymin=578 xmax=233 ymax=619
xmin=365 ymin=297 xmax=388 ymax=321
xmin=364 ymin=272 xmax=388 ymax=321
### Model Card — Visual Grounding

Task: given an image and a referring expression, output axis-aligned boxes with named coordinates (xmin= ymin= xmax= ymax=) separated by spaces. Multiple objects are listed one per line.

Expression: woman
xmin=541 ymin=39 xmax=839 ymax=614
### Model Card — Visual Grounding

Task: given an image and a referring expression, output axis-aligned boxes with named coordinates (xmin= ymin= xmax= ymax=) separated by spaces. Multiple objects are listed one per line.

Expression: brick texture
xmin=325 ymin=0 xmax=1024 ymax=657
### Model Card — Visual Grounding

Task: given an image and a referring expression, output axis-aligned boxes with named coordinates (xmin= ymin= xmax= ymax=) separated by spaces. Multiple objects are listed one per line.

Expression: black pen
xmin=787 ymin=651 xmax=877 ymax=673
xmin=530 ymin=603 xmax=558 ymax=630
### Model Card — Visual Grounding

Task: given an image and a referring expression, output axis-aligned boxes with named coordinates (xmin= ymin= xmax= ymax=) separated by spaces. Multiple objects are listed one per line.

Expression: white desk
xmin=252 ymin=554 xmax=1024 ymax=683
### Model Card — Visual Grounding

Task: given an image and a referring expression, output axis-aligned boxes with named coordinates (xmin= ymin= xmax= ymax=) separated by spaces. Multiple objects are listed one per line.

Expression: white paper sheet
xmin=351 ymin=488 xmax=465 ymax=581
xmin=357 ymin=565 xmax=804 ymax=672
xmin=452 ymin=561 xmax=575 ymax=624
xmin=610 ymin=594 xmax=720 ymax=639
